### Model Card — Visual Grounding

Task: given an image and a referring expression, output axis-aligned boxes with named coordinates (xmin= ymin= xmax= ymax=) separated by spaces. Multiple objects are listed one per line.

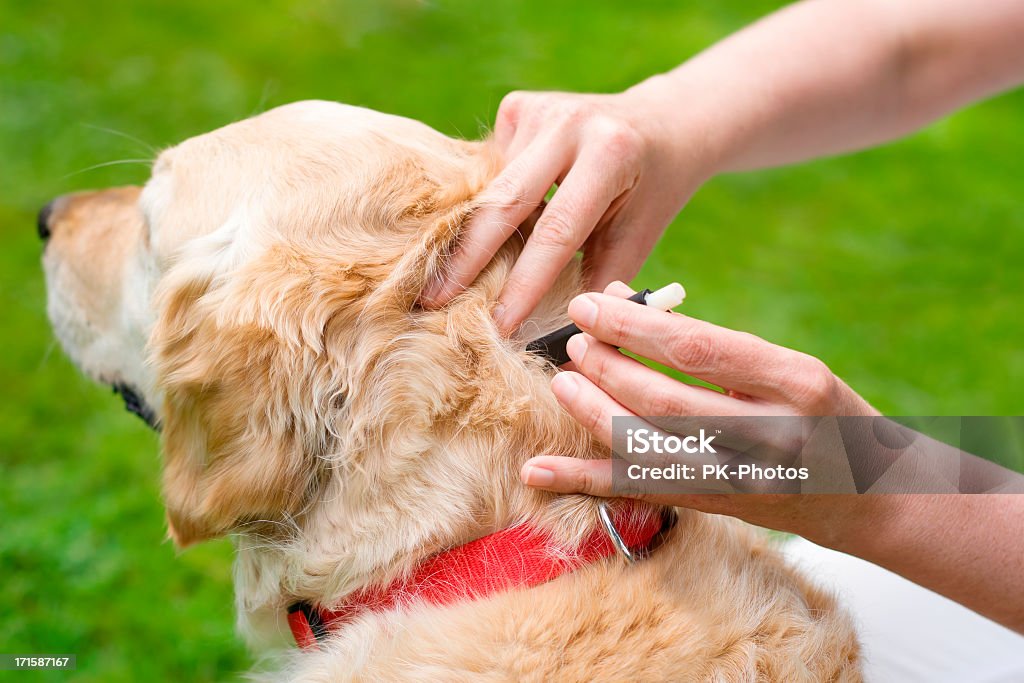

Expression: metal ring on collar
xmin=597 ymin=501 xmax=678 ymax=564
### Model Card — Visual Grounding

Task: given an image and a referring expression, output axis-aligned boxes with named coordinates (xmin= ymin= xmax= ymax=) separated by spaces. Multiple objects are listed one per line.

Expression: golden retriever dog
xmin=41 ymin=101 xmax=860 ymax=681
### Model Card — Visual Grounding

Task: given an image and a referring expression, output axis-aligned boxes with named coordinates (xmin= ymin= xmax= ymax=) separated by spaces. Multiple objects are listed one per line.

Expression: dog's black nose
xmin=37 ymin=200 xmax=56 ymax=241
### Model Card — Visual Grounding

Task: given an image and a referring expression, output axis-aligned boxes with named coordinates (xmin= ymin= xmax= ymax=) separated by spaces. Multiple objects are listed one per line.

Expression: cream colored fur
xmin=43 ymin=101 xmax=860 ymax=681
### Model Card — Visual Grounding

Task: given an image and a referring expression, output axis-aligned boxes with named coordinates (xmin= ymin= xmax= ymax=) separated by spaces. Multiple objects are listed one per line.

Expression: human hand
xmin=419 ymin=85 xmax=717 ymax=334
xmin=521 ymin=281 xmax=880 ymax=544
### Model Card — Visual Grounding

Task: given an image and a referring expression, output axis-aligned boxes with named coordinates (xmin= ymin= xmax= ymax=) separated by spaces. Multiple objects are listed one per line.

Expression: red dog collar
xmin=288 ymin=501 xmax=675 ymax=649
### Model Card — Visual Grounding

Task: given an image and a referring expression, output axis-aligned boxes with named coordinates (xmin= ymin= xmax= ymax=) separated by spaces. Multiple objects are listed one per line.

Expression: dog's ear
xmin=160 ymin=367 xmax=313 ymax=547
xmin=151 ymin=254 xmax=373 ymax=547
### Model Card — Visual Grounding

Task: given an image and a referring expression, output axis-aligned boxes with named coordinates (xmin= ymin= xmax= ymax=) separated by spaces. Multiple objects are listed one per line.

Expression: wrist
xmin=620 ymin=74 xmax=732 ymax=184
xmin=623 ymin=70 xmax=751 ymax=180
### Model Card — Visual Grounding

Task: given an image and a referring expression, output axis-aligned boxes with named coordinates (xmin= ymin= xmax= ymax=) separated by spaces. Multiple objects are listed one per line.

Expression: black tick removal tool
xmin=525 ymin=282 xmax=686 ymax=366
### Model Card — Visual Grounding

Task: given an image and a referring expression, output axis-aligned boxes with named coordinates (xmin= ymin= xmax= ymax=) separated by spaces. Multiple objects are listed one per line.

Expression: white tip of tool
xmin=645 ymin=282 xmax=686 ymax=311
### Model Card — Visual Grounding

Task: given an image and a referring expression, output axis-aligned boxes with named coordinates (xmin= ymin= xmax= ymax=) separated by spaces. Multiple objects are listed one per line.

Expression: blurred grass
xmin=0 ymin=0 xmax=1021 ymax=679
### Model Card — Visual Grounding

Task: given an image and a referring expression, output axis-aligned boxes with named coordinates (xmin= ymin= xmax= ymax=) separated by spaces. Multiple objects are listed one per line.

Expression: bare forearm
xmin=642 ymin=0 xmax=1024 ymax=629
xmin=632 ymin=0 xmax=1024 ymax=173
xmin=825 ymin=495 xmax=1024 ymax=633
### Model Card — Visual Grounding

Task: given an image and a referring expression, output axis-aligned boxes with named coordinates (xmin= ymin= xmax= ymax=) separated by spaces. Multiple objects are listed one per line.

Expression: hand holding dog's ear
xmin=419 ymin=89 xmax=712 ymax=334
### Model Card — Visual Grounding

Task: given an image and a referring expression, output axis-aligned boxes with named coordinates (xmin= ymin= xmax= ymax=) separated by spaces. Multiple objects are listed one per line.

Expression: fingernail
xmin=422 ymin=277 xmax=444 ymax=304
xmin=566 ymin=333 xmax=587 ymax=364
xmin=493 ymin=302 xmax=508 ymax=328
xmin=522 ymin=464 xmax=556 ymax=487
xmin=550 ymin=371 xmax=580 ymax=402
xmin=568 ymin=294 xmax=598 ymax=328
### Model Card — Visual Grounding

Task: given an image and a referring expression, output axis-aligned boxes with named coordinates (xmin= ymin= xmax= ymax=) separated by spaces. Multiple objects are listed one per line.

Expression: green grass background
xmin=1 ymin=0 xmax=1021 ymax=679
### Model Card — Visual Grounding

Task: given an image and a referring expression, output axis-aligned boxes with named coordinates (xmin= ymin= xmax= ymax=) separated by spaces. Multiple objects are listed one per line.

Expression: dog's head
xmin=43 ymin=101 xmax=580 ymax=549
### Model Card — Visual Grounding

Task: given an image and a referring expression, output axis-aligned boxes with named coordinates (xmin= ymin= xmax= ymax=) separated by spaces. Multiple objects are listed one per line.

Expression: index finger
xmin=419 ymin=138 xmax=568 ymax=308
xmin=494 ymin=147 xmax=631 ymax=332
xmin=567 ymin=292 xmax=818 ymax=402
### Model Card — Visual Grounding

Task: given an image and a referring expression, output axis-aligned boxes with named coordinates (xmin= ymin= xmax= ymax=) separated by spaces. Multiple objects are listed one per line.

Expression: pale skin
xmin=526 ymin=281 xmax=1024 ymax=634
xmin=419 ymin=0 xmax=1024 ymax=632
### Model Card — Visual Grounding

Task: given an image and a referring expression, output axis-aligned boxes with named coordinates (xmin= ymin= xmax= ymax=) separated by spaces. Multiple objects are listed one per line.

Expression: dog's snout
xmin=37 ymin=199 xmax=56 ymax=241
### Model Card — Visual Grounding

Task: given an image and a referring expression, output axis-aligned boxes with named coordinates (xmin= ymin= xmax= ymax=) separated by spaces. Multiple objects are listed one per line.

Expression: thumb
xmin=520 ymin=456 xmax=614 ymax=497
